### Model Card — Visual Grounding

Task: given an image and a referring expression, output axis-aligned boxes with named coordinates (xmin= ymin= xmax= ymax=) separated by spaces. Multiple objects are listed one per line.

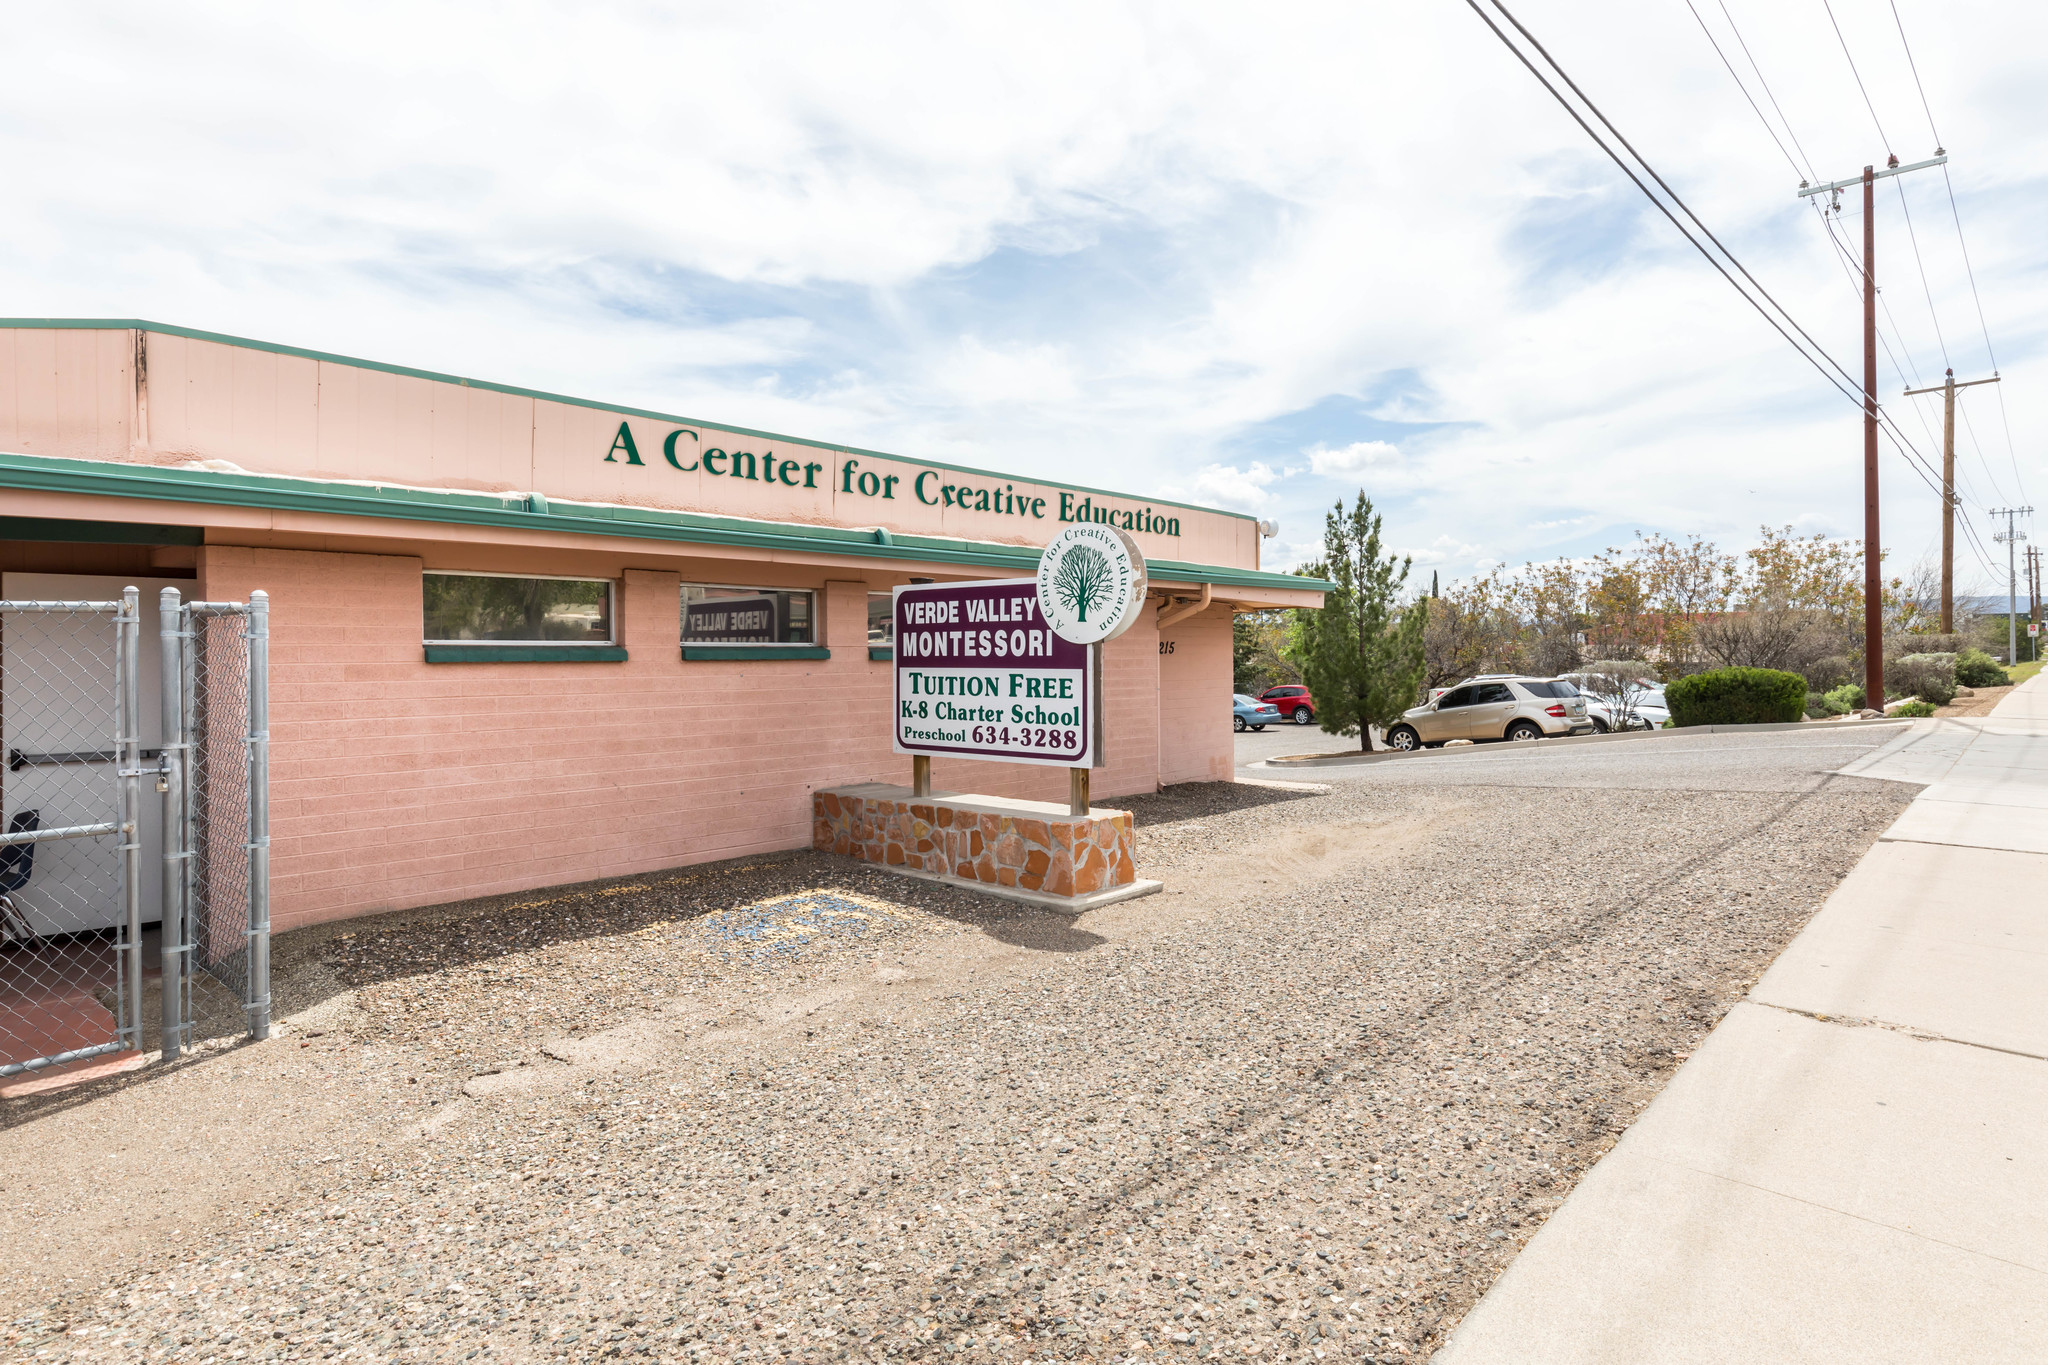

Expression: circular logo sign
xmin=1035 ymin=525 xmax=1148 ymax=644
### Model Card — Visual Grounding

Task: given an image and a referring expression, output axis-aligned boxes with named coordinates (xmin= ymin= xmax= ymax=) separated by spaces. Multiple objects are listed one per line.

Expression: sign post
xmin=1034 ymin=526 xmax=1147 ymax=812
xmin=819 ymin=528 xmax=1160 ymax=906
xmin=891 ymin=526 xmax=1147 ymax=815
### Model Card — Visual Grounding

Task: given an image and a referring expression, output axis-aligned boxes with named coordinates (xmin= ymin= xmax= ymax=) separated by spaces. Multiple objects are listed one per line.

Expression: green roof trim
xmin=425 ymin=644 xmax=627 ymax=664
xmin=0 ymin=452 xmax=1333 ymax=596
xmin=681 ymin=645 xmax=832 ymax=662
xmin=0 ymin=318 xmax=1249 ymax=523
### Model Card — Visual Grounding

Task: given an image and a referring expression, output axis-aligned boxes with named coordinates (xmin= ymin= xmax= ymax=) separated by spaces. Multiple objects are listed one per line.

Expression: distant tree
xmin=1053 ymin=545 xmax=1112 ymax=622
xmin=1294 ymin=494 xmax=1427 ymax=752
xmin=1232 ymin=609 xmax=1299 ymax=694
xmin=1423 ymin=571 xmax=1520 ymax=689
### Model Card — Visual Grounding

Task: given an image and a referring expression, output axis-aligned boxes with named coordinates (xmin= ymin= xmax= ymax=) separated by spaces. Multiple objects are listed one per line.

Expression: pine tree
xmin=1295 ymin=494 xmax=1427 ymax=752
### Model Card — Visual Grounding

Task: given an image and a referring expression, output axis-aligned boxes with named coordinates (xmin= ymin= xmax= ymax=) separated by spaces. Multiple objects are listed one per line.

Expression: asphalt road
xmin=4 ymin=723 xmax=1916 ymax=1364
xmin=1237 ymin=721 xmax=1911 ymax=792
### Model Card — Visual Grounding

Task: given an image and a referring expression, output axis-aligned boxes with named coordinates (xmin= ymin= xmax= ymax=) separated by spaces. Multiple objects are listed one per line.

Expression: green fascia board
xmin=868 ymin=645 xmax=894 ymax=661
xmin=0 ymin=515 xmax=203 ymax=546
xmin=682 ymin=645 xmax=831 ymax=661
xmin=0 ymin=451 xmax=1335 ymax=596
xmin=425 ymin=644 xmax=627 ymax=663
xmin=0 ymin=318 xmax=1247 ymax=524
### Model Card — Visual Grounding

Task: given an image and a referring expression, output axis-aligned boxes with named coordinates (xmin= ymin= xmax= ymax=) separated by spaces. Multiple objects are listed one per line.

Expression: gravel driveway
xmin=1 ymin=728 xmax=1914 ymax=1363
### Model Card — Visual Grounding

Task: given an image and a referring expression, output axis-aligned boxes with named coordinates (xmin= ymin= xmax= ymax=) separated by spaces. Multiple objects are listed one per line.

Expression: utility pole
xmin=1903 ymin=368 xmax=2001 ymax=632
xmin=1990 ymin=507 xmax=2031 ymax=665
xmin=1801 ymin=152 xmax=1948 ymax=708
xmin=2029 ymin=544 xmax=2042 ymax=662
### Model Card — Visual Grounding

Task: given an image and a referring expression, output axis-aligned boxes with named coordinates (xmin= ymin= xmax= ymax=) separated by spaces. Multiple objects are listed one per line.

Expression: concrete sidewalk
xmin=1435 ymin=676 xmax=2048 ymax=1363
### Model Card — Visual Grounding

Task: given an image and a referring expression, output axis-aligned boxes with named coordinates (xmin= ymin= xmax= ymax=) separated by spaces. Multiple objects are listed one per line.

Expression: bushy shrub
xmin=1891 ymin=700 xmax=1938 ymax=718
xmin=1805 ymin=691 xmax=1830 ymax=718
xmin=1955 ymin=648 xmax=2010 ymax=689
xmin=1888 ymin=655 xmax=1957 ymax=706
xmin=1886 ymin=633 xmax=1966 ymax=662
xmin=1822 ymin=682 xmax=1864 ymax=714
xmin=1801 ymin=654 xmax=1857 ymax=691
xmin=1664 ymin=666 xmax=1809 ymax=726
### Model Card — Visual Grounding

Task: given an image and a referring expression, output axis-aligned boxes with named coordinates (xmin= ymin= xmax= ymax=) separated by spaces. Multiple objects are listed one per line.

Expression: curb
xmin=1263 ymin=716 xmax=1909 ymax=768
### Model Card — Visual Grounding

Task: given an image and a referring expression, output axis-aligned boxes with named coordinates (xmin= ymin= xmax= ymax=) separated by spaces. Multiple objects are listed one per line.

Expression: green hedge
xmin=1956 ymin=648 xmax=2010 ymax=689
xmin=1665 ymin=667 xmax=1810 ymax=726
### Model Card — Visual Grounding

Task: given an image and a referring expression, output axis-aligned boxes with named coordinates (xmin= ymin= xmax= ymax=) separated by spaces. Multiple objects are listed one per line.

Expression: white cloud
xmin=1165 ymin=462 xmax=1282 ymax=512
xmin=1399 ymin=535 xmax=1488 ymax=568
xmin=1308 ymin=440 xmax=1402 ymax=475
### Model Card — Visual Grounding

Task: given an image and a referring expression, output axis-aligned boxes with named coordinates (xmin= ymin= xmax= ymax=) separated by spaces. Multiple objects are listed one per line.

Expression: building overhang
xmin=0 ymin=451 xmax=1332 ymax=608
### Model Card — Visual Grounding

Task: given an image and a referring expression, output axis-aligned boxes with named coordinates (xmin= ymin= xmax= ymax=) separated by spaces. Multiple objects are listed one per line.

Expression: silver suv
xmin=1384 ymin=676 xmax=1592 ymax=750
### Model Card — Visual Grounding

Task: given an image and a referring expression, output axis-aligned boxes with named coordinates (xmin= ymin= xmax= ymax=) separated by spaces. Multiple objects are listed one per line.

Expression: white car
xmin=1583 ymin=687 xmax=1669 ymax=732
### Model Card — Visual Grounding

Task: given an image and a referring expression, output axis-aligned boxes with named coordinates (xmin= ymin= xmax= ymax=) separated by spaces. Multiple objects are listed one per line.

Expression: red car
xmin=1259 ymin=684 xmax=1316 ymax=725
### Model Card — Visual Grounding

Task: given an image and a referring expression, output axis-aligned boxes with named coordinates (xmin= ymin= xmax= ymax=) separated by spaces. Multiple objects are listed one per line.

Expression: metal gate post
xmin=159 ymin=587 xmax=188 ymax=1059
xmin=117 ymin=586 xmax=143 ymax=1052
xmin=245 ymin=590 xmax=271 ymax=1041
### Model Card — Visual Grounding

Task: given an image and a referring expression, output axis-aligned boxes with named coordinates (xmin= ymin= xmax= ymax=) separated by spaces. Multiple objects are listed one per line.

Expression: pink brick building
xmin=0 ymin=321 xmax=1325 ymax=931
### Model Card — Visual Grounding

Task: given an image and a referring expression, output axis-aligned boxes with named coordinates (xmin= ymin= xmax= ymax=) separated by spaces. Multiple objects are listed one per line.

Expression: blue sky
xmin=4 ymin=0 xmax=2041 ymax=591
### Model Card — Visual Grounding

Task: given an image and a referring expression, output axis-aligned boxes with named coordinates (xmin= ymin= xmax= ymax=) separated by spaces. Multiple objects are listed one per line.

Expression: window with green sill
xmin=423 ymin=572 xmax=614 ymax=645
xmin=680 ymin=583 xmax=815 ymax=646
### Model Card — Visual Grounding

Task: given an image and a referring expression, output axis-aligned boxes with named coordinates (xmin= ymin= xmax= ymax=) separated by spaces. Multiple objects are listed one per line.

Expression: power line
xmin=1462 ymin=0 xmax=1865 ymax=403
xmin=1680 ymin=0 xmax=1964 ymax=511
xmin=1888 ymin=0 xmax=1943 ymax=146
xmin=1717 ymin=0 xmax=1818 ymax=182
xmin=1892 ymin=178 xmax=1950 ymax=368
xmin=1956 ymin=389 xmax=2011 ymax=506
xmin=1884 ymin=0 xmax=2029 ymax=502
xmin=1683 ymin=0 xmax=1803 ymax=180
xmin=1823 ymin=0 xmax=1893 ymax=156
xmin=1465 ymin=0 xmax=1976 ymax=577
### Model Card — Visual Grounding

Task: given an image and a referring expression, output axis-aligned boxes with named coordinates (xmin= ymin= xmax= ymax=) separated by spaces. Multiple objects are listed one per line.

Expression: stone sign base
xmin=813 ymin=783 xmax=1162 ymax=910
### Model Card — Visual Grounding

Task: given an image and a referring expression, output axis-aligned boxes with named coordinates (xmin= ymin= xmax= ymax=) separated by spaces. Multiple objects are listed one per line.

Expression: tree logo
xmin=1035 ymin=525 xmax=1147 ymax=644
xmin=1054 ymin=545 xmax=1112 ymax=622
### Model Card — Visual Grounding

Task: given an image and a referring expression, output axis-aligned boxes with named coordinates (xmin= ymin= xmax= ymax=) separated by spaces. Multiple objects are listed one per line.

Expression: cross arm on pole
xmin=1904 ymin=375 xmax=2001 ymax=397
xmin=1797 ymin=154 xmax=1948 ymax=199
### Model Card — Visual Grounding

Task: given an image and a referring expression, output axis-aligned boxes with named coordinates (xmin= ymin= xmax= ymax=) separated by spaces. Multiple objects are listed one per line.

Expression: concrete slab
xmin=1437 ymin=1005 xmax=2048 ymax=1363
xmin=1749 ymin=841 xmax=2048 ymax=1057
xmin=1441 ymin=679 xmax=2048 ymax=1363
xmin=1437 ymin=1148 xmax=2048 ymax=1364
xmin=1880 ymin=799 xmax=2048 ymax=856
xmin=1919 ymin=776 xmax=2048 ymax=811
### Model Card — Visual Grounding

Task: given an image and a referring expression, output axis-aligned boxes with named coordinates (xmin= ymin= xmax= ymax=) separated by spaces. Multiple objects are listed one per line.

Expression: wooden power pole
xmin=2030 ymin=544 xmax=2043 ymax=661
xmin=1800 ymin=152 xmax=1949 ymax=705
xmin=1903 ymin=368 xmax=2001 ymax=632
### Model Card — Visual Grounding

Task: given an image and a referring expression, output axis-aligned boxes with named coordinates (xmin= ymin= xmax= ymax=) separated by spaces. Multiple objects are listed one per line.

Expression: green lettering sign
xmin=604 ymin=421 xmax=644 ymax=466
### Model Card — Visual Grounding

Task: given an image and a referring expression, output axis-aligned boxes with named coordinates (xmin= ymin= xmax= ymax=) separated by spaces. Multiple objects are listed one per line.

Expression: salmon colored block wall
xmin=194 ymin=549 xmax=1177 ymax=930
xmin=1158 ymin=606 xmax=1234 ymax=784
xmin=0 ymin=327 xmax=133 ymax=461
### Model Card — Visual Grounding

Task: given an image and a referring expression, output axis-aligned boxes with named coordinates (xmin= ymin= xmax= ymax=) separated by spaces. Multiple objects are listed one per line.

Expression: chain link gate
xmin=160 ymin=589 xmax=270 ymax=1060
xmin=0 ymin=590 xmax=146 ymax=1078
xmin=0 ymin=586 xmax=268 ymax=1080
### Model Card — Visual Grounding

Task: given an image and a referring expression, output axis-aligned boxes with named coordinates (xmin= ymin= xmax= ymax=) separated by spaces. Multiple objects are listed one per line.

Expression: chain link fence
xmin=0 ymin=593 xmax=143 ymax=1078
xmin=162 ymin=590 xmax=270 ymax=1058
xmin=0 ymin=586 xmax=268 ymax=1080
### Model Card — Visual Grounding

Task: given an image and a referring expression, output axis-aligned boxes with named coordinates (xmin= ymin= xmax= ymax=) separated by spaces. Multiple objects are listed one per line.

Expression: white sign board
xmin=1035 ymin=525 xmax=1148 ymax=645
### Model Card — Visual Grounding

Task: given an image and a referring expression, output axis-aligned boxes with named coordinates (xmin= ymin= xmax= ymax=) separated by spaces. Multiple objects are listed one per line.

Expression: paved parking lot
xmin=2 ymin=724 xmax=1915 ymax=1364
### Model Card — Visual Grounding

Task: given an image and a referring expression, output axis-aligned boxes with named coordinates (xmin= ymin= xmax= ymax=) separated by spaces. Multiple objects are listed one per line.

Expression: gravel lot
xmin=2 ymin=727 xmax=1915 ymax=1364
